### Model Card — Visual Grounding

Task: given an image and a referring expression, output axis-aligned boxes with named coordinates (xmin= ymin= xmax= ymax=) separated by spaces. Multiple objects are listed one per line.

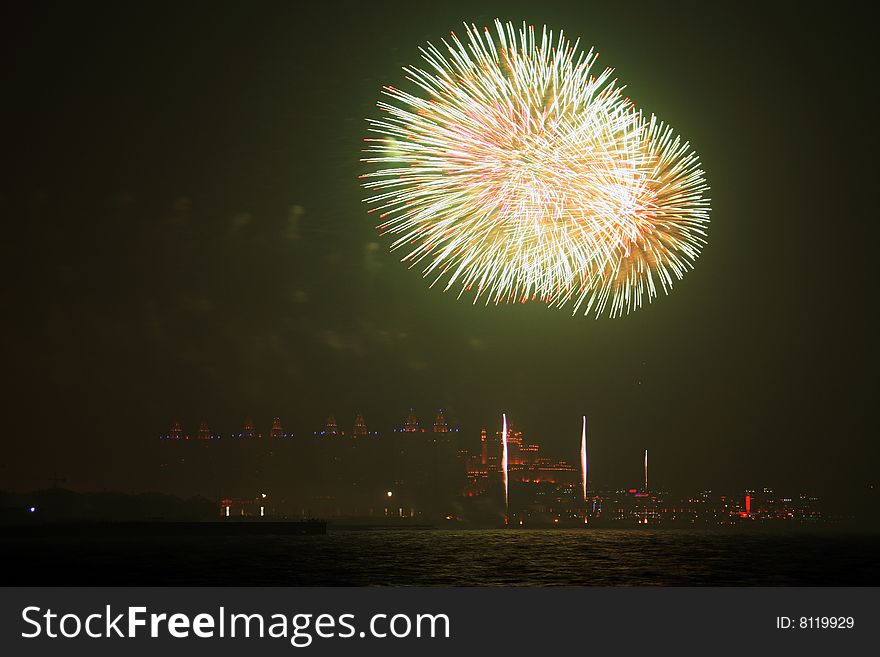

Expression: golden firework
xmin=361 ymin=20 xmax=710 ymax=317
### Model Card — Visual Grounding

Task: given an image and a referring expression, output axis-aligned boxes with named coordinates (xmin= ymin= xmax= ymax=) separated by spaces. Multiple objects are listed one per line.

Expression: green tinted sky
xmin=3 ymin=1 xmax=875 ymax=497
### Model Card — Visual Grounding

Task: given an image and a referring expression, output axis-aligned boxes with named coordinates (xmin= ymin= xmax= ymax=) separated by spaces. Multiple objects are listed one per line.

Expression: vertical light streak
xmin=502 ymin=412 xmax=509 ymax=516
xmin=644 ymin=449 xmax=648 ymax=492
xmin=580 ymin=415 xmax=588 ymax=503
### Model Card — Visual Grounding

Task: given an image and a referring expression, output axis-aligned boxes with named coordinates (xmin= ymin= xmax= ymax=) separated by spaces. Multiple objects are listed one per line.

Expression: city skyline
xmin=151 ymin=412 xmax=834 ymax=527
xmin=2 ymin=1 xmax=879 ymax=601
xmin=3 ymin=2 xmax=875 ymax=511
xmin=149 ymin=408 xmax=848 ymax=499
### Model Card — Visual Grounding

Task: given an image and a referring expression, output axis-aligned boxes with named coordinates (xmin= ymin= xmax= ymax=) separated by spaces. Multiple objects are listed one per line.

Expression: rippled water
xmin=4 ymin=529 xmax=879 ymax=586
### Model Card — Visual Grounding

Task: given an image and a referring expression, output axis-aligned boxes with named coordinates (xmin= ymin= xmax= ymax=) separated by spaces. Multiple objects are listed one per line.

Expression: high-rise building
xmin=486 ymin=426 xmax=503 ymax=475
xmin=170 ymin=421 xmax=183 ymax=440
xmin=270 ymin=417 xmax=283 ymax=438
xmin=496 ymin=422 xmax=525 ymax=465
xmin=324 ymin=415 xmax=339 ymax=437
xmin=198 ymin=420 xmax=210 ymax=440
xmin=353 ymin=413 xmax=368 ymax=436
xmin=243 ymin=418 xmax=255 ymax=439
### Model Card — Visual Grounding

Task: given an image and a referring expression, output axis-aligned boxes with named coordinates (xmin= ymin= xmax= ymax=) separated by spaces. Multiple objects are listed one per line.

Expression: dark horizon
xmin=3 ymin=1 xmax=876 ymax=506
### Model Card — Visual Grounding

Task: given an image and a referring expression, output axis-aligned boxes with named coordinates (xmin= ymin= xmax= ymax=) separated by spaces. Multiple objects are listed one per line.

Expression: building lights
xmin=161 ymin=414 xmax=824 ymax=527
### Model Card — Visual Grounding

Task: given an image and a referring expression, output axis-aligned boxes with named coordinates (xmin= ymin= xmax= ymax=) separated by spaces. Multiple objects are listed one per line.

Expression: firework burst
xmin=361 ymin=19 xmax=710 ymax=317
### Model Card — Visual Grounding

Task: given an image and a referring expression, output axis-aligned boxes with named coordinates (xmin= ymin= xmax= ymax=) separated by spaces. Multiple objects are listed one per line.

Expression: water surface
xmin=3 ymin=529 xmax=877 ymax=586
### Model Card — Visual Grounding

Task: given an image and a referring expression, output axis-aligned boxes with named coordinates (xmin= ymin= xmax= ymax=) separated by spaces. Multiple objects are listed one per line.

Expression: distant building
xmin=270 ymin=417 xmax=283 ymax=439
xmin=220 ymin=494 xmax=268 ymax=518
xmin=494 ymin=421 xmax=539 ymax=467
xmin=432 ymin=410 xmax=449 ymax=433
xmin=353 ymin=413 xmax=368 ymax=436
xmin=198 ymin=420 xmax=210 ymax=440
xmin=403 ymin=408 xmax=421 ymax=433
xmin=461 ymin=422 xmax=579 ymax=499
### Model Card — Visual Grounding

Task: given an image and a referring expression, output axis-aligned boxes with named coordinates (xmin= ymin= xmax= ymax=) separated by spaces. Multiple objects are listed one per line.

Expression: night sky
xmin=3 ymin=1 xmax=875 ymax=500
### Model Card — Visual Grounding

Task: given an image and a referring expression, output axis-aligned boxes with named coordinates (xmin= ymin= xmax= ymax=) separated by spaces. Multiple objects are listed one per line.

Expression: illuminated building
xmin=516 ymin=459 xmax=578 ymax=485
xmin=494 ymin=422 xmax=539 ymax=468
xmin=402 ymin=408 xmax=420 ymax=433
xmin=462 ymin=422 xmax=580 ymax=503
xmin=496 ymin=423 xmax=521 ymax=463
xmin=312 ymin=414 xmax=344 ymax=437
xmin=220 ymin=493 xmax=269 ymax=518
xmin=432 ymin=409 xmax=448 ymax=433
xmin=457 ymin=429 xmax=492 ymax=497
xmin=485 ymin=426 xmax=502 ymax=475
xmin=155 ymin=411 xmax=826 ymax=527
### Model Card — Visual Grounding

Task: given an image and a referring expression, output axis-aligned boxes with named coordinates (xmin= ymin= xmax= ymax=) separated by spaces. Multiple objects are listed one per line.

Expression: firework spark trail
xmin=581 ymin=415 xmax=588 ymax=504
xmin=501 ymin=413 xmax=509 ymax=518
xmin=362 ymin=19 xmax=710 ymax=317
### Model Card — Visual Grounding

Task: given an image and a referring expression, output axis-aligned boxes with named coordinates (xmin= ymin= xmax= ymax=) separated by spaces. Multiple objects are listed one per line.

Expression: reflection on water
xmin=3 ymin=529 xmax=879 ymax=586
